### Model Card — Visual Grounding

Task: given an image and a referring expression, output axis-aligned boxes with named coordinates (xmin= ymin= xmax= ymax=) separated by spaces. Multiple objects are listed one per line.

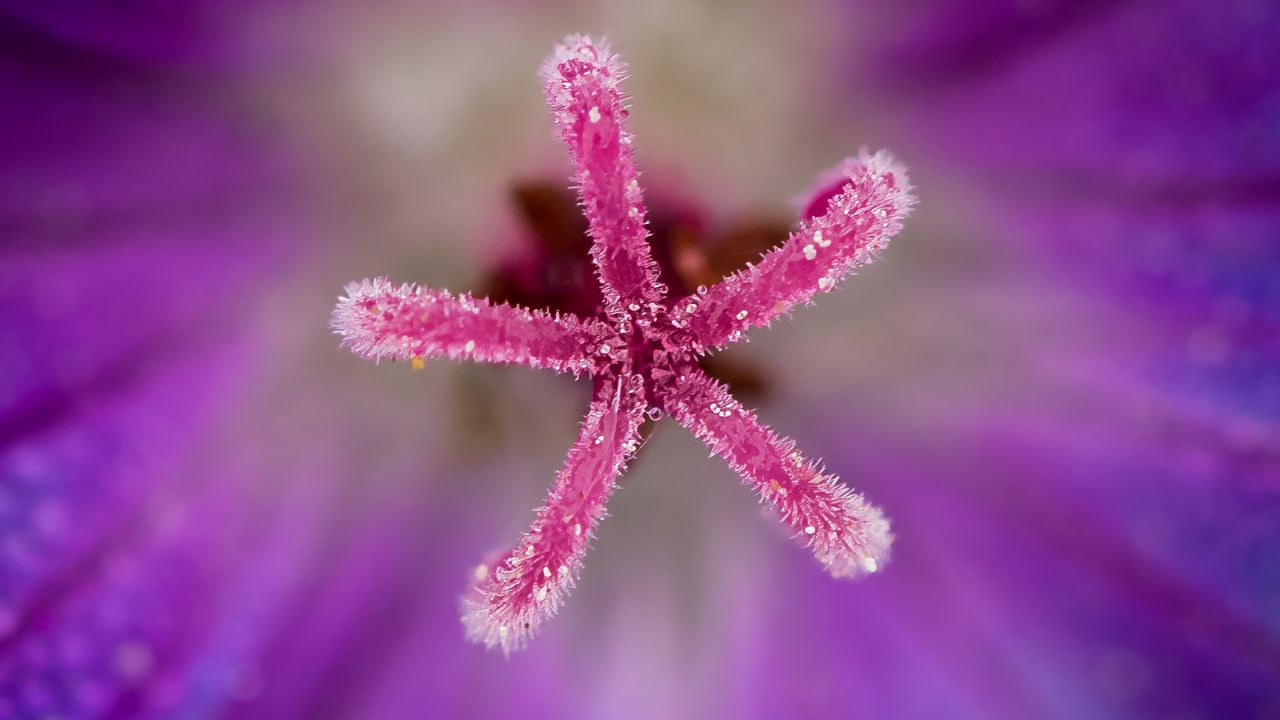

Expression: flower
xmin=332 ymin=35 xmax=913 ymax=653
xmin=3 ymin=1 xmax=1278 ymax=717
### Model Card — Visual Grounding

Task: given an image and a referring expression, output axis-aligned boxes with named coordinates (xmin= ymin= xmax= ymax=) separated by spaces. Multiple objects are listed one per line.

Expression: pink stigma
xmin=332 ymin=34 xmax=915 ymax=655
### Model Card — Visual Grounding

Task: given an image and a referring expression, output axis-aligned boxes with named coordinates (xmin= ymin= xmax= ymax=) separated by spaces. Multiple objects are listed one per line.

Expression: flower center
xmin=610 ymin=309 xmax=688 ymax=400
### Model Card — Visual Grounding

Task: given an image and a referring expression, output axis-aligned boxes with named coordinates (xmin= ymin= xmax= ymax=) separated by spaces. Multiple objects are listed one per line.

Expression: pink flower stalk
xmin=332 ymin=34 xmax=915 ymax=654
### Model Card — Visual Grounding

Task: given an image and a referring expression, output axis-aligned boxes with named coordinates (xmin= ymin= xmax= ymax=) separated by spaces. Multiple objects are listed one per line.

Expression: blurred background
xmin=2 ymin=0 xmax=1279 ymax=718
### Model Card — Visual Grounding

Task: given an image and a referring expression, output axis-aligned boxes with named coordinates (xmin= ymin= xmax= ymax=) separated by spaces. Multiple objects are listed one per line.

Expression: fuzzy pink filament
xmin=462 ymin=373 xmax=645 ymax=651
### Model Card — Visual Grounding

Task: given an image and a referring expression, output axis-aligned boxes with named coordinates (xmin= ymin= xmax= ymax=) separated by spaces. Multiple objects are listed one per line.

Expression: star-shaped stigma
xmin=332 ymin=35 xmax=915 ymax=654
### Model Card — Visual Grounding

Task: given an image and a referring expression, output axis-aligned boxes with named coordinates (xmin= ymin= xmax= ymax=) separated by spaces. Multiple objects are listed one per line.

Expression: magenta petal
xmin=461 ymin=370 xmax=646 ymax=654
xmin=660 ymin=366 xmax=892 ymax=578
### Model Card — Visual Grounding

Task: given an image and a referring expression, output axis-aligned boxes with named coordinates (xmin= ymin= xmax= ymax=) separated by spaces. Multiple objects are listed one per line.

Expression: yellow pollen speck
xmin=410 ymin=357 xmax=425 ymax=370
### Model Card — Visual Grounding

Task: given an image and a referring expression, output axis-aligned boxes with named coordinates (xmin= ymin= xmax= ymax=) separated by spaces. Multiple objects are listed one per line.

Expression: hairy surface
xmin=333 ymin=35 xmax=915 ymax=655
